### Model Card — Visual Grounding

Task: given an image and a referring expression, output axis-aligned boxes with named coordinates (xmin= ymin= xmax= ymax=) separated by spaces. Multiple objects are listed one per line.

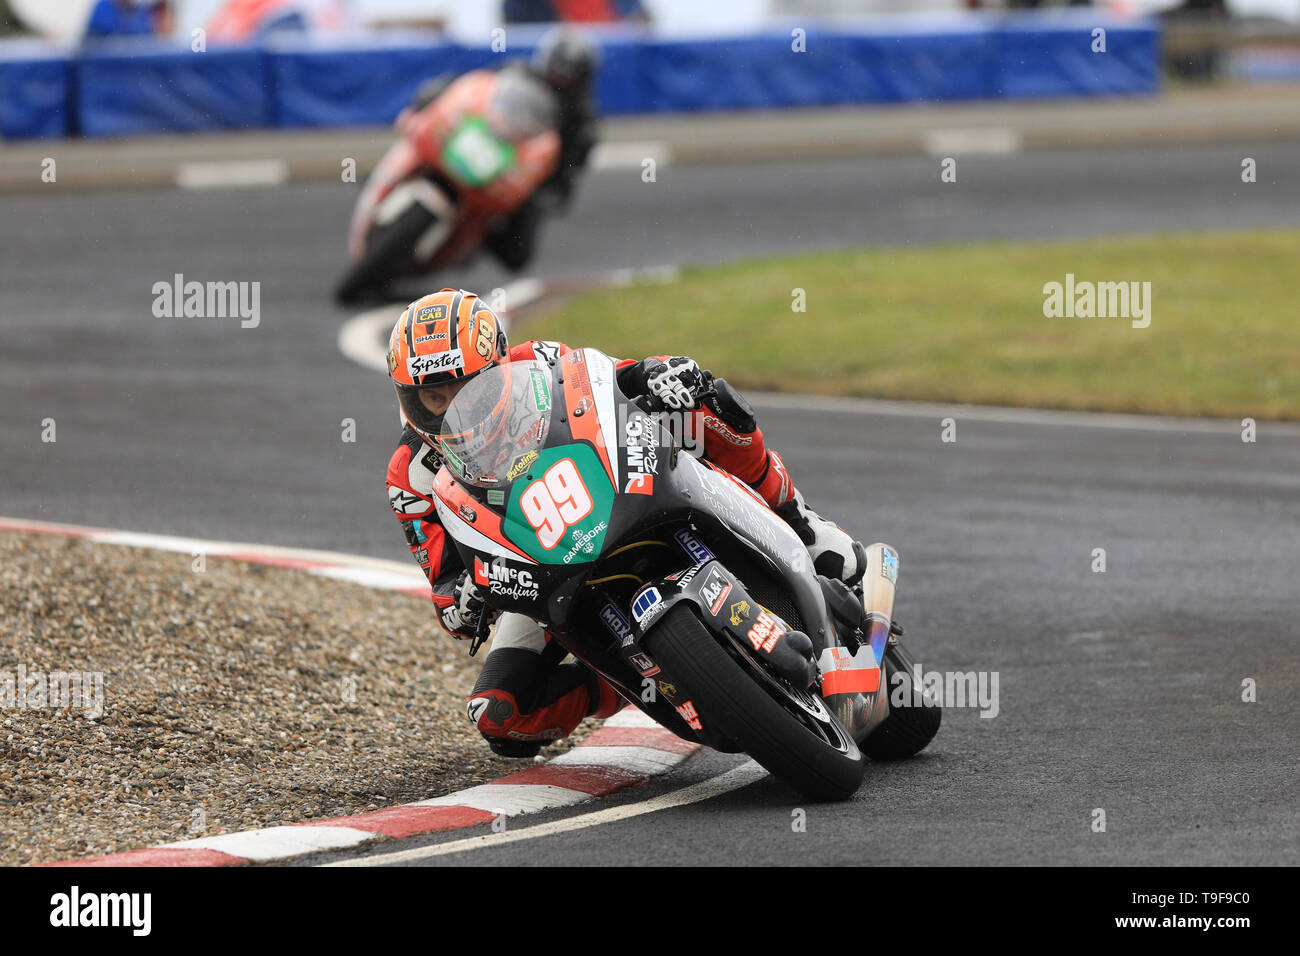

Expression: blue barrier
xmin=992 ymin=14 xmax=1160 ymax=97
xmin=270 ymin=38 xmax=446 ymax=128
xmin=0 ymin=40 xmax=73 ymax=139
xmin=267 ymin=34 xmax=535 ymax=128
xmin=641 ymin=27 xmax=1002 ymax=113
xmin=77 ymin=40 xmax=271 ymax=136
xmin=0 ymin=14 xmax=1160 ymax=141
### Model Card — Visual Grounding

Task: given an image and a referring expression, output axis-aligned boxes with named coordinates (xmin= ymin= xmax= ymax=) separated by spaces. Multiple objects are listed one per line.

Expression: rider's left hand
xmin=642 ymin=357 xmax=712 ymax=410
xmin=440 ymin=571 xmax=489 ymax=640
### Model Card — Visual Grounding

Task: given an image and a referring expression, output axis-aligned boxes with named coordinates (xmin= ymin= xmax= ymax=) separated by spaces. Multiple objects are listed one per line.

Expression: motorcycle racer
xmin=385 ymin=288 xmax=866 ymax=757
xmin=402 ymin=27 xmax=599 ymax=271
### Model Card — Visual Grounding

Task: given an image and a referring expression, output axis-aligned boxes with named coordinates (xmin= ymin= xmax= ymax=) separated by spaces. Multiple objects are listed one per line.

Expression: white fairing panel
xmin=679 ymin=453 xmax=808 ymax=574
xmin=434 ymin=496 xmax=537 ymax=564
xmin=583 ymin=348 xmax=622 ymax=490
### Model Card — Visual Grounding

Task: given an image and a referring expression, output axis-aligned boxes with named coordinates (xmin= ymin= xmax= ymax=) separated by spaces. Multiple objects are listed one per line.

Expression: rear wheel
xmin=335 ymin=203 xmax=438 ymax=305
xmin=862 ymin=639 xmax=942 ymax=760
xmin=642 ymin=604 xmax=865 ymax=801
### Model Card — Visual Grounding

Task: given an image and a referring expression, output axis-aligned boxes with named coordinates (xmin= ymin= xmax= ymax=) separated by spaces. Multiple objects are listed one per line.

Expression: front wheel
xmin=335 ymin=203 xmax=438 ymax=305
xmin=642 ymin=604 xmax=865 ymax=801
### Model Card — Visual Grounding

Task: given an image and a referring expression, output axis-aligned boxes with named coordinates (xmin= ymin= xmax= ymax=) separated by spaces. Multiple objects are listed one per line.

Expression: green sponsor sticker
xmin=505 ymin=444 xmax=614 ymax=564
xmin=442 ymin=444 xmax=468 ymax=479
xmin=529 ymin=368 xmax=552 ymax=412
xmin=441 ymin=117 xmax=516 ymax=188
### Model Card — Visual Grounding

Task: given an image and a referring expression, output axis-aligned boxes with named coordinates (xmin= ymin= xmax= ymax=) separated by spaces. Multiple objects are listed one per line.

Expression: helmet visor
xmin=396 ymin=382 xmax=449 ymax=445
xmin=439 ymin=361 xmax=554 ymax=487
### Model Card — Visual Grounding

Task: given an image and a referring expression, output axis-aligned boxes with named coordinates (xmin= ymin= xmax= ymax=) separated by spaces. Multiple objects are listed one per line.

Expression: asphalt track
xmin=2 ymin=142 xmax=1298 ymax=865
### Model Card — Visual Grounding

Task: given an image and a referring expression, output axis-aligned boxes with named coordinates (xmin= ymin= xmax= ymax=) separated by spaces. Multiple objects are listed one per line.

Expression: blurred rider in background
xmin=404 ymin=27 xmax=600 ymax=271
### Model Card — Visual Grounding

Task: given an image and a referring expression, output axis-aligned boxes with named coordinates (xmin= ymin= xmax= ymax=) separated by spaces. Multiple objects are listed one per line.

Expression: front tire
xmin=642 ymin=604 xmax=865 ymax=801
xmin=335 ymin=203 xmax=438 ymax=305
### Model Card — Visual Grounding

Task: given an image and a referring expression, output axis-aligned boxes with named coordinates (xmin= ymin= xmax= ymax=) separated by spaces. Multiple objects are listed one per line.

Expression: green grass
xmin=526 ymin=229 xmax=1300 ymax=419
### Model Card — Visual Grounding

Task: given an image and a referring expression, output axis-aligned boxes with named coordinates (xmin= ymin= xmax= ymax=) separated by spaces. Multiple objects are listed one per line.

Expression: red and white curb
xmin=41 ymin=708 xmax=697 ymax=867
xmin=0 ymin=516 xmax=701 ymax=866
xmin=0 ymin=516 xmax=430 ymax=597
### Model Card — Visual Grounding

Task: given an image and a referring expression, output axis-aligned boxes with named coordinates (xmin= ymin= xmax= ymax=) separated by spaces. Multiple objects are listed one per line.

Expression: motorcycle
xmin=431 ymin=349 xmax=941 ymax=800
xmin=336 ymin=68 xmax=561 ymax=305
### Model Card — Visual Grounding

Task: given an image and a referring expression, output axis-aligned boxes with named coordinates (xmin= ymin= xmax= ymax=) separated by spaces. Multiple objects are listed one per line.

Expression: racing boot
xmin=775 ymin=488 xmax=867 ymax=587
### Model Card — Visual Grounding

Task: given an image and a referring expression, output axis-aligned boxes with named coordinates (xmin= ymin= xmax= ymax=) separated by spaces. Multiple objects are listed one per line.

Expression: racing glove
xmin=439 ymin=571 xmax=490 ymax=640
xmin=642 ymin=357 xmax=712 ymax=410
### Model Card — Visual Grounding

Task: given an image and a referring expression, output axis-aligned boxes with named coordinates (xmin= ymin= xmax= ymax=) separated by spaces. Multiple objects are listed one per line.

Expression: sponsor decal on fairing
xmin=673 ymin=529 xmax=714 ymax=563
xmin=699 ymin=567 xmax=733 ymax=616
xmin=631 ymin=587 xmax=664 ymax=626
xmin=600 ymin=603 xmax=634 ymax=645
xmin=622 ymin=410 xmax=659 ymax=495
xmin=473 ymin=556 xmax=539 ymax=601
xmin=747 ymin=610 xmax=786 ymax=654
xmin=629 ymin=651 xmax=660 ymax=677
xmin=508 ymin=451 xmax=539 ymax=481
xmin=675 ymin=700 xmax=703 ymax=730
xmin=561 ymin=520 xmax=608 ymax=565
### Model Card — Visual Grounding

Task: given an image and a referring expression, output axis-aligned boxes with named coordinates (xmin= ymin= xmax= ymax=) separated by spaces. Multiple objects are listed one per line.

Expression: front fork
xmin=816 ymin=542 xmax=901 ymax=744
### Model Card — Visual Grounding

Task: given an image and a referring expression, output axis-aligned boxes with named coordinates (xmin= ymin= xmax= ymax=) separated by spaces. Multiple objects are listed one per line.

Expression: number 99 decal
xmin=519 ymin=458 xmax=594 ymax=550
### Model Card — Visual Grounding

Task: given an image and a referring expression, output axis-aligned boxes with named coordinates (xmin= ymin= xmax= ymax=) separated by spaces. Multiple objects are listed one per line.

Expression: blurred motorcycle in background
xmin=336 ymin=66 xmax=562 ymax=304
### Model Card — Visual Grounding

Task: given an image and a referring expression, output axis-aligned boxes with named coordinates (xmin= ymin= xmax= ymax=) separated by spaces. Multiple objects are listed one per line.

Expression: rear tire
xmin=335 ymin=203 xmax=438 ymax=305
xmin=861 ymin=640 xmax=942 ymax=760
xmin=642 ymin=604 xmax=865 ymax=801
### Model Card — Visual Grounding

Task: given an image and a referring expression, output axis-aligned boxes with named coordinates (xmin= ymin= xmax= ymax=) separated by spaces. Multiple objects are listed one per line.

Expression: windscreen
xmin=489 ymin=69 xmax=557 ymax=140
xmin=439 ymin=361 xmax=554 ymax=487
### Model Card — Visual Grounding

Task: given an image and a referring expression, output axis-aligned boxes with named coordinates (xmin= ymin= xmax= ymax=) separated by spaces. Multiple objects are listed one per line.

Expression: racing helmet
xmin=531 ymin=27 xmax=599 ymax=94
xmin=387 ymin=288 xmax=509 ymax=447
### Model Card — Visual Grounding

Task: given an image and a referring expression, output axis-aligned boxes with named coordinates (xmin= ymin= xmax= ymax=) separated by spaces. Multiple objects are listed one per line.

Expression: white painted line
xmin=603 ymin=707 xmax=660 ymax=729
xmin=412 ymin=783 xmax=591 ymax=815
xmin=338 ymin=267 xmax=678 ymax=378
xmin=499 ymin=277 xmax=546 ymax=317
xmin=747 ymin=391 xmax=1300 ymax=436
xmin=923 ymin=127 xmax=1022 ymax=156
xmin=0 ymin=517 xmax=428 ymax=588
xmin=592 ymin=140 xmax=672 ymax=171
xmin=338 ymin=303 xmax=404 ymax=373
xmin=319 ymin=760 xmax=767 ymax=865
xmin=310 ymin=566 xmax=430 ymax=590
xmin=167 ymin=825 xmax=375 ymax=861
xmin=336 ymin=283 xmax=546 ymax=379
xmin=177 ymin=159 xmax=290 ymax=190
xmin=547 ymin=745 xmax=686 ymax=774
xmin=96 ymin=530 xmax=233 ymax=555
xmin=334 ymin=275 xmax=584 ymax=379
